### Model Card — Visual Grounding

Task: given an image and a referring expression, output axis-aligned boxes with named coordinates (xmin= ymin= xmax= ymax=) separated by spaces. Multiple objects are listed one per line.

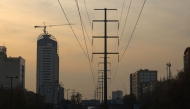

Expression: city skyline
xmin=0 ymin=0 xmax=190 ymax=99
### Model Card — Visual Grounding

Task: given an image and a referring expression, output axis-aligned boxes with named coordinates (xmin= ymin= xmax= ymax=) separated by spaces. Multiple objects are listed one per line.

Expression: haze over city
xmin=0 ymin=0 xmax=190 ymax=100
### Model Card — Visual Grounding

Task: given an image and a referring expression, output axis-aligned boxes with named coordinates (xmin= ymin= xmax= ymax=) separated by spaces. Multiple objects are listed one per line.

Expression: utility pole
xmin=96 ymin=84 xmax=102 ymax=101
xmin=6 ymin=76 xmax=18 ymax=109
xmin=65 ymin=89 xmax=70 ymax=100
xmin=72 ymin=89 xmax=76 ymax=95
xmin=98 ymin=70 xmax=111 ymax=103
xmin=93 ymin=8 xmax=119 ymax=109
xmin=98 ymin=71 xmax=104 ymax=102
xmin=96 ymin=85 xmax=99 ymax=100
xmin=94 ymin=90 xmax=96 ymax=100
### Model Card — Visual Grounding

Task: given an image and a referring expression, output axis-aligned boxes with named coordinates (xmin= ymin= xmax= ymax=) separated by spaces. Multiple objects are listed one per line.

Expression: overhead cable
xmin=75 ymin=0 xmax=90 ymax=59
xmin=119 ymin=0 xmax=126 ymax=25
xmin=119 ymin=0 xmax=147 ymax=61
xmin=119 ymin=0 xmax=133 ymax=42
xmin=111 ymin=0 xmax=147 ymax=85
xmin=57 ymin=0 xmax=96 ymax=86
xmin=75 ymin=0 xmax=96 ymax=85
xmin=57 ymin=0 xmax=91 ymax=61
xmin=84 ymin=0 xmax=91 ymax=26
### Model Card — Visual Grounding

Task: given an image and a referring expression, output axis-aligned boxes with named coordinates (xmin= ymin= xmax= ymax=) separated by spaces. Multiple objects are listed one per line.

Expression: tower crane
xmin=34 ymin=22 xmax=75 ymax=34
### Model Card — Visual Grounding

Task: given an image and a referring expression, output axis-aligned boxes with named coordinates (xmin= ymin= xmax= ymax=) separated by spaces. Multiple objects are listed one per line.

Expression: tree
xmin=123 ymin=93 xmax=137 ymax=109
xmin=166 ymin=70 xmax=190 ymax=109
xmin=70 ymin=92 xmax=82 ymax=109
xmin=0 ymin=85 xmax=46 ymax=109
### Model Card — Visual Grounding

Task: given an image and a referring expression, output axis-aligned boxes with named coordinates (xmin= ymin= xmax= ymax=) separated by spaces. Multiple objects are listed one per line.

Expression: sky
xmin=0 ymin=0 xmax=190 ymax=100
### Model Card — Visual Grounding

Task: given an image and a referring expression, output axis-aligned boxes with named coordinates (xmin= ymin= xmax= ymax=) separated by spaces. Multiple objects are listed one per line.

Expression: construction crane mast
xmin=34 ymin=22 xmax=75 ymax=34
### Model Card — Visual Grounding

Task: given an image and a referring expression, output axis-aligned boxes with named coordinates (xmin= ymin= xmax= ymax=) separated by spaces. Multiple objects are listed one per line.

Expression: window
xmin=42 ymin=74 xmax=51 ymax=75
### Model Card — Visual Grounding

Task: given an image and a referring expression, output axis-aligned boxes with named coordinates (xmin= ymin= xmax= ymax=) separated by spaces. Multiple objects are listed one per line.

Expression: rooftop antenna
xmin=166 ymin=62 xmax=172 ymax=80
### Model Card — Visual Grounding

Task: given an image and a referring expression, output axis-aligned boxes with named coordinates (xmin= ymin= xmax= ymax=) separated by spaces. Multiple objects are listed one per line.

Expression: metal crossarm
xmin=93 ymin=52 xmax=119 ymax=54
xmin=98 ymin=70 xmax=111 ymax=72
xmin=93 ymin=20 xmax=119 ymax=22
xmin=93 ymin=36 xmax=119 ymax=38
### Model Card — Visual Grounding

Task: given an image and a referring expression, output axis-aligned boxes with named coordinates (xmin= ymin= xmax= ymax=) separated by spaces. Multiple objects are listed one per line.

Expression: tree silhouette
xmin=70 ymin=92 xmax=82 ymax=109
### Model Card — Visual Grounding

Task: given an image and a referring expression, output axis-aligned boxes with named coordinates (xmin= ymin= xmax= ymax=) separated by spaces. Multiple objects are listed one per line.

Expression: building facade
xmin=112 ymin=90 xmax=123 ymax=100
xmin=0 ymin=46 xmax=25 ymax=89
xmin=141 ymin=80 xmax=157 ymax=94
xmin=36 ymin=33 xmax=59 ymax=105
xmin=130 ymin=69 xmax=157 ymax=99
xmin=184 ymin=47 xmax=190 ymax=73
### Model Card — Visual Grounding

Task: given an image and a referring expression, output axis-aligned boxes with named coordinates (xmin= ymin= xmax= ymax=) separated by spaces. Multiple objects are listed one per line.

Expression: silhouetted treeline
xmin=70 ymin=92 xmax=82 ymax=109
xmin=123 ymin=70 xmax=190 ymax=109
xmin=123 ymin=94 xmax=137 ymax=109
xmin=0 ymin=85 xmax=46 ymax=109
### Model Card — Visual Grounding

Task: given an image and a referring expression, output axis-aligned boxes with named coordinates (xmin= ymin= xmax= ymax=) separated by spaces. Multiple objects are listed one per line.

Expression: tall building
xmin=112 ymin=90 xmax=123 ymax=100
xmin=36 ymin=33 xmax=59 ymax=105
xmin=0 ymin=46 xmax=25 ymax=89
xmin=130 ymin=69 xmax=157 ymax=100
xmin=184 ymin=47 xmax=190 ymax=73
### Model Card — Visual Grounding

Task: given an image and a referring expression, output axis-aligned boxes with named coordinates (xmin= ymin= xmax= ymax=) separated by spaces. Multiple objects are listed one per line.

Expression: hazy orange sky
xmin=0 ymin=0 xmax=190 ymax=99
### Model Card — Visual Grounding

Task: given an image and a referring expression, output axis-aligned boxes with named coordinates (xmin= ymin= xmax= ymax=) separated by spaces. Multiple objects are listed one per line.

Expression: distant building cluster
xmin=0 ymin=46 xmax=25 ymax=89
xmin=112 ymin=90 xmax=123 ymax=100
xmin=130 ymin=69 xmax=157 ymax=99
xmin=127 ymin=47 xmax=190 ymax=101
xmin=0 ymin=32 xmax=64 ymax=107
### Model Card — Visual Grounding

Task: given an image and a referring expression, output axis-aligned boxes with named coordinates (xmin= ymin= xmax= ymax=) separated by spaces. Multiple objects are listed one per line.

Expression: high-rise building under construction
xmin=36 ymin=33 xmax=59 ymax=105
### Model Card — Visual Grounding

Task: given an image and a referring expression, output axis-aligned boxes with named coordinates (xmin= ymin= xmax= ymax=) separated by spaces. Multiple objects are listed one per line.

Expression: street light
xmin=6 ymin=76 xmax=18 ymax=109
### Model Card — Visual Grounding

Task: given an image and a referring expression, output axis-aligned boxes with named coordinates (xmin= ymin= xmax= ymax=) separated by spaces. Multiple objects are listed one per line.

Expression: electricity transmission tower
xmin=92 ymin=8 xmax=119 ymax=109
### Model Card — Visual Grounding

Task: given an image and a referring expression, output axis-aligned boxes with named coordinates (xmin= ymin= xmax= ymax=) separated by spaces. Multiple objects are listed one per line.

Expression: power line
xmin=110 ymin=62 xmax=120 ymax=85
xmin=111 ymin=0 xmax=147 ymax=85
xmin=119 ymin=0 xmax=147 ymax=61
xmin=84 ymin=0 xmax=91 ymax=26
xmin=92 ymin=44 xmax=98 ymax=77
xmin=114 ymin=0 xmax=120 ymax=36
xmin=57 ymin=0 xmax=96 ymax=87
xmin=89 ymin=59 xmax=96 ymax=86
xmin=57 ymin=0 xmax=91 ymax=61
xmin=75 ymin=0 xmax=90 ymax=58
xmin=110 ymin=0 xmax=120 ymax=80
xmin=75 ymin=0 xmax=92 ymax=46
xmin=119 ymin=0 xmax=133 ymax=42
xmin=110 ymin=39 xmax=119 ymax=76
xmin=119 ymin=0 xmax=126 ymax=25
xmin=91 ymin=30 xmax=100 ymax=83
xmin=83 ymin=0 xmax=92 ymax=44
xmin=75 ymin=0 xmax=96 ymax=86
